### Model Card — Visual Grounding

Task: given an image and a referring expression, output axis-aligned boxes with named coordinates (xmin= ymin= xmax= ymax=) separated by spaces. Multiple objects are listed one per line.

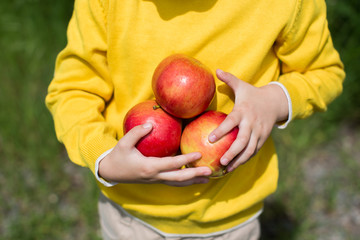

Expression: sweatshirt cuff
xmin=267 ymin=81 xmax=292 ymax=129
xmin=95 ymin=148 xmax=119 ymax=187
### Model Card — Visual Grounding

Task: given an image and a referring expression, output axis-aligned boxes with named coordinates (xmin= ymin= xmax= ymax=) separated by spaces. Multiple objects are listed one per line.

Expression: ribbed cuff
xmin=95 ymin=147 xmax=119 ymax=187
xmin=267 ymin=81 xmax=292 ymax=129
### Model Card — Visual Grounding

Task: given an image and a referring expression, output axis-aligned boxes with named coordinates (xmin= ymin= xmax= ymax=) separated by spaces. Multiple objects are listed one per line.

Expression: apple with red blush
xmin=123 ymin=100 xmax=182 ymax=157
xmin=180 ymin=110 xmax=239 ymax=178
xmin=152 ymin=54 xmax=216 ymax=119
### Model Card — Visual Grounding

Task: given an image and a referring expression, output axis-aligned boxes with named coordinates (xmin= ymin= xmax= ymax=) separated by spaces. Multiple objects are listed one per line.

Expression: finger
xmin=163 ymin=177 xmax=210 ymax=187
xmin=133 ymin=152 xmax=205 ymax=181
xmin=120 ymin=123 xmax=153 ymax=147
xmin=219 ymin=122 xmax=252 ymax=165
xmin=150 ymin=152 xmax=205 ymax=173
xmin=227 ymin=132 xmax=259 ymax=172
xmin=159 ymin=167 xmax=212 ymax=182
xmin=208 ymin=111 xmax=240 ymax=143
xmin=216 ymin=69 xmax=240 ymax=91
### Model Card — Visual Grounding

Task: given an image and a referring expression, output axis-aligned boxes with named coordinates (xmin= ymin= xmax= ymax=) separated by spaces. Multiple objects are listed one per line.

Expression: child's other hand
xmin=208 ymin=69 xmax=289 ymax=172
xmin=99 ymin=123 xmax=212 ymax=187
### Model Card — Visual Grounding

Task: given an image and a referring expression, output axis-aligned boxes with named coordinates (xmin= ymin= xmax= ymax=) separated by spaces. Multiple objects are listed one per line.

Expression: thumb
xmin=122 ymin=122 xmax=153 ymax=147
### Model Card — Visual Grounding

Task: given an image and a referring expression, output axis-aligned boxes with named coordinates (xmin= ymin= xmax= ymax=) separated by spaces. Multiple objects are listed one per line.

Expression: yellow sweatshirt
xmin=45 ymin=0 xmax=344 ymax=235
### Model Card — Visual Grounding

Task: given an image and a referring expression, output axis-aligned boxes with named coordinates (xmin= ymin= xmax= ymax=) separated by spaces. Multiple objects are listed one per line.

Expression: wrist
xmin=261 ymin=83 xmax=289 ymax=123
xmin=98 ymin=153 xmax=114 ymax=181
xmin=95 ymin=148 xmax=118 ymax=187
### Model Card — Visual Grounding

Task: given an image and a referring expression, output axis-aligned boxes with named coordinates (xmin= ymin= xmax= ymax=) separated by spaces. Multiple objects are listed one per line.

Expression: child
xmin=46 ymin=0 xmax=345 ymax=239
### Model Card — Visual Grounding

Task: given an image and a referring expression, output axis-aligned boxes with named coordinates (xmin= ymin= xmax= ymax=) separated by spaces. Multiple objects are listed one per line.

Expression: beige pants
xmin=98 ymin=194 xmax=261 ymax=240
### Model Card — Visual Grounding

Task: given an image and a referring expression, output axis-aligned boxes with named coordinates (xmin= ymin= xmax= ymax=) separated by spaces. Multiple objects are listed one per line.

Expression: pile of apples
xmin=123 ymin=54 xmax=239 ymax=178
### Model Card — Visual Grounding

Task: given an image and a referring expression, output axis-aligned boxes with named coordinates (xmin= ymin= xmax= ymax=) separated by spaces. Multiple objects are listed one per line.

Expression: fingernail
xmin=193 ymin=152 xmax=202 ymax=159
xmin=203 ymin=168 xmax=212 ymax=176
xmin=209 ymin=134 xmax=217 ymax=143
xmin=220 ymin=157 xmax=228 ymax=166
xmin=216 ymin=69 xmax=224 ymax=75
xmin=143 ymin=122 xmax=152 ymax=129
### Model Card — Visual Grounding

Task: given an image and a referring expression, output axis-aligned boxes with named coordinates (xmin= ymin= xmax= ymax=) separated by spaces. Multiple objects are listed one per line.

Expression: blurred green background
xmin=0 ymin=0 xmax=359 ymax=239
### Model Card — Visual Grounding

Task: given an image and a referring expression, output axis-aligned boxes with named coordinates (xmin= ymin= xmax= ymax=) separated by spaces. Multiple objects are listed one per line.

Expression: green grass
xmin=0 ymin=1 xmax=101 ymax=239
xmin=1 ymin=0 xmax=359 ymax=239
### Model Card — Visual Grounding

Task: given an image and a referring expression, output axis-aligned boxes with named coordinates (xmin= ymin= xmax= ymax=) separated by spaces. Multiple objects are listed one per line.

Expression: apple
xmin=180 ymin=110 xmax=239 ymax=177
xmin=152 ymin=54 xmax=216 ymax=119
xmin=123 ymin=100 xmax=182 ymax=157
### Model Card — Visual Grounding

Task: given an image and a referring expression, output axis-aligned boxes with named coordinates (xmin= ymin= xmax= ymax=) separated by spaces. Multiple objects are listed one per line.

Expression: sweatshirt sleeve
xmin=275 ymin=0 xmax=345 ymax=120
xmin=45 ymin=0 xmax=118 ymax=175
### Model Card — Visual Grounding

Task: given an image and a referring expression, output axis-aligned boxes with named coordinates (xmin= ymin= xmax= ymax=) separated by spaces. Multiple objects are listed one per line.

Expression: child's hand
xmin=99 ymin=123 xmax=212 ymax=187
xmin=208 ymin=69 xmax=289 ymax=172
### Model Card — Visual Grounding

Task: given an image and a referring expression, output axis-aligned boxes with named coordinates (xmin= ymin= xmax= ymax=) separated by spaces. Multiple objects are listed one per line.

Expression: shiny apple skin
xmin=180 ymin=111 xmax=239 ymax=177
xmin=152 ymin=54 xmax=215 ymax=119
xmin=123 ymin=100 xmax=182 ymax=157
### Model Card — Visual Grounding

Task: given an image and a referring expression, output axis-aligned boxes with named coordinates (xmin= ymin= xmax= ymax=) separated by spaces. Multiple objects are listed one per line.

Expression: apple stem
xmin=153 ymin=105 xmax=161 ymax=110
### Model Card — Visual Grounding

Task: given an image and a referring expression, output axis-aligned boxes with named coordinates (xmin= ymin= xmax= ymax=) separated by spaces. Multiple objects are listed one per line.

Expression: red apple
xmin=152 ymin=54 xmax=216 ymax=119
xmin=123 ymin=100 xmax=182 ymax=157
xmin=180 ymin=111 xmax=239 ymax=177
